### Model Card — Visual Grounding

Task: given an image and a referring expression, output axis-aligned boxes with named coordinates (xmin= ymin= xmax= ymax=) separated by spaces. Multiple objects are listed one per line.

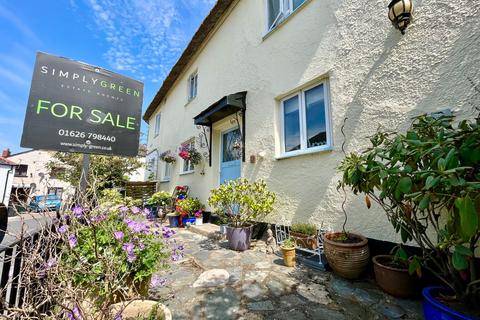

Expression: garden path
xmin=150 ymin=229 xmax=423 ymax=320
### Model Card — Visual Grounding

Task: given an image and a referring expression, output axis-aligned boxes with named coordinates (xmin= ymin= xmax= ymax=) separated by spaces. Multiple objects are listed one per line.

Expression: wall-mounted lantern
xmin=388 ymin=0 xmax=414 ymax=34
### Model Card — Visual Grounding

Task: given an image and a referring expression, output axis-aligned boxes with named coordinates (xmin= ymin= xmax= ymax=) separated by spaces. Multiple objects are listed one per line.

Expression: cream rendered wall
xmin=146 ymin=0 xmax=480 ymax=242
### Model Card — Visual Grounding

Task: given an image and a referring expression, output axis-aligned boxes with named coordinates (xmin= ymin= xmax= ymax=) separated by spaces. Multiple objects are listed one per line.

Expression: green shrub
xmin=282 ymin=238 xmax=296 ymax=249
xmin=147 ymin=191 xmax=172 ymax=207
xmin=290 ymin=223 xmax=317 ymax=236
xmin=208 ymin=178 xmax=276 ymax=228
xmin=176 ymin=197 xmax=205 ymax=216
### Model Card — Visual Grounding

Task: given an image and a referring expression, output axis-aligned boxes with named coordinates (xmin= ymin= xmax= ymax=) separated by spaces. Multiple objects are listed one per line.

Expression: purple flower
xmin=114 ymin=313 xmax=123 ymax=320
xmin=114 ymin=231 xmax=124 ymax=241
xmin=46 ymin=258 xmax=57 ymax=269
xmin=72 ymin=206 xmax=84 ymax=219
xmin=66 ymin=306 xmax=82 ymax=320
xmin=194 ymin=210 xmax=203 ymax=218
xmin=127 ymin=253 xmax=137 ymax=263
xmin=58 ymin=225 xmax=68 ymax=234
xmin=150 ymin=274 xmax=168 ymax=287
xmin=162 ymin=227 xmax=175 ymax=238
xmin=122 ymin=242 xmax=135 ymax=254
xmin=142 ymin=208 xmax=150 ymax=216
xmin=171 ymin=253 xmax=182 ymax=261
xmin=68 ymin=234 xmax=77 ymax=248
xmin=138 ymin=242 xmax=145 ymax=250
xmin=90 ymin=214 xmax=106 ymax=223
xmin=124 ymin=219 xmax=150 ymax=234
xmin=119 ymin=206 xmax=129 ymax=213
xmin=131 ymin=206 xmax=141 ymax=214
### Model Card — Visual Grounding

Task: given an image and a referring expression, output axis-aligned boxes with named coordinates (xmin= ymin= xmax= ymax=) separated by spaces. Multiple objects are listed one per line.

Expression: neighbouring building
xmin=0 ymin=154 xmax=15 ymax=208
xmin=143 ymin=0 xmax=479 ymax=242
xmin=4 ymin=149 xmax=74 ymax=205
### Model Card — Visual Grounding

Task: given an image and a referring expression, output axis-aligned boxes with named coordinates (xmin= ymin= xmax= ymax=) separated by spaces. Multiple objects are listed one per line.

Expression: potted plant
xmin=372 ymin=246 xmax=417 ymax=298
xmin=160 ymin=150 xmax=177 ymax=163
xmin=209 ymin=179 xmax=276 ymax=251
xmin=178 ymin=143 xmax=202 ymax=165
xmin=194 ymin=210 xmax=204 ymax=226
xmin=166 ymin=211 xmax=180 ymax=228
xmin=339 ymin=114 xmax=480 ymax=318
xmin=147 ymin=191 xmax=172 ymax=218
xmin=290 ymin=223 xmax=318 ymax=250
xmin=280 ymin=238 xmax=296 ymax=267
xmin=176 ymin=197 xmax=205 ymax=226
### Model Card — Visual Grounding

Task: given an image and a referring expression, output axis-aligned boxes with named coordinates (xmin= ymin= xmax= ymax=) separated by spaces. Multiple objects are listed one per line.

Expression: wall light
xmin=388 ymin=0 xmax=414 ymax=35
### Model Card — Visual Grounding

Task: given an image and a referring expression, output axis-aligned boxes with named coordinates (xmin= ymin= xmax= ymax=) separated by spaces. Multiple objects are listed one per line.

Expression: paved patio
xmin=150 ymin=228 xmax=423 ymax=320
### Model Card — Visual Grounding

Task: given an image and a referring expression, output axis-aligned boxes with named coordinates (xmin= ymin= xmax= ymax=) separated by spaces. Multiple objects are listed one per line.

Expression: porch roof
xmin=193 ymin=91 xmax=247 ymax=126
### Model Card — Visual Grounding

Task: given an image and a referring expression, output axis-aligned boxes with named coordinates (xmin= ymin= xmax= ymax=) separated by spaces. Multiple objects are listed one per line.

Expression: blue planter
xmin=423 ymin=286 xmax=476 ymax=320
xmin=182 ymin=217 xmax=196 ymax=226
xmin=167 ymin=215 xmax=179 ymax=228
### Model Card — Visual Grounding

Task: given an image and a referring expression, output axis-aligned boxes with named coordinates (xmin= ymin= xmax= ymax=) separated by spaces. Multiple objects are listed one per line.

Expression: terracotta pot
xmin=373 ymin=255 xmax=416 ymax=298
xmin=290 ymin=231 xmax=318 ymax=250
xmin=110 ymin=300 xmax=172 ymax=320
xmin=324 ymin=232 xmax=369 ymax=279
xmin=281 ymin=246 xmax=296 ymax=267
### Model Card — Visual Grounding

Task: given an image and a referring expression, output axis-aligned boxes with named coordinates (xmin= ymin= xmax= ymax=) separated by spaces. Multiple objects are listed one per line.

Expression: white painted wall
xmin=146 ymin=0 xmax=480 ymax=242
xmin=0 ymin=165 xmax=14 ymax=207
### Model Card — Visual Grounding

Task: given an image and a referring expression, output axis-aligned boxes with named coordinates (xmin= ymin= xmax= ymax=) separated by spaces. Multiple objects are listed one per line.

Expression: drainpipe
xmin=2 ymin=167 xmax=13 ymax=205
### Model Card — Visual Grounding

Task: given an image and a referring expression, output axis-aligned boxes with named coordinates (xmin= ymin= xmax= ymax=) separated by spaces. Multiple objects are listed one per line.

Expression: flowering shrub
xmin=174 ymin=186 xmax=188 ymax=200
xmin=160 ymin=150 xmax=176 ymax=163
xmin=147 ymin=191 xmax=172 ymax=207
xmin=176 ymin=197 xmax=205 ymax=217
xmin=178 ymin=143 xmax=202 ymax=164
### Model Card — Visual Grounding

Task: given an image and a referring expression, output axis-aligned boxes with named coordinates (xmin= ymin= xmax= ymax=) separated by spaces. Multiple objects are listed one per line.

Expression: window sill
xmin=160 ymin=178 xmax=170 ymax=183
xmin=179 ymin=170 xmax=194 ymax=176
xmin=275 ymin=146 xmax=333 ymax=160
xmin=262 ymin=0 xmax=312 ymax=41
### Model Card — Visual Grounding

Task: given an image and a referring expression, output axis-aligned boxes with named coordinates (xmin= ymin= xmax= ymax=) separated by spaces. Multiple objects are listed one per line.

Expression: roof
xmin=143 ymin=0 xmax=236 ymax=122
xmin=0 ymin=157 xmax=16 ymax=166
xmin=194 ymin=91 xmax=247 ymax=126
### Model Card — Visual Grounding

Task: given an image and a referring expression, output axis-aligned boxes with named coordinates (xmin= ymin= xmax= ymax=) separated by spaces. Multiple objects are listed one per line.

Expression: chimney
xmin=2 ymin=148 xmax=11 ymax=158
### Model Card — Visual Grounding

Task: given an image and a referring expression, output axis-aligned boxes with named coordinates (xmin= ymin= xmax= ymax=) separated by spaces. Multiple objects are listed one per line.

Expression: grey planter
xmin=226 ymin=225 xmax=253 ymax=251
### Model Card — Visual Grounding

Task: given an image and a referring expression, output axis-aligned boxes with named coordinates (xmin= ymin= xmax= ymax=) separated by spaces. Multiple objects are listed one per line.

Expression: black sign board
xmin=21 ymin=52 xmax=143 ymax=157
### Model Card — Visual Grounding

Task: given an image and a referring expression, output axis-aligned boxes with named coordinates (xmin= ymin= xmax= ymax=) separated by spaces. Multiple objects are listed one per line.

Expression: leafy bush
xmin=176 ymin=197 xmax=205 ymax=216
xmin=290 ymin=223 xmax=317 ymax=236
xmin=338 ymin=114 xmax=480 ymax=307
xmin=208 ymin=178 xmax=276 ymax=228
xmin=100 ymin=188 xmax=142 ymax=207
xmin=282 ymin=238 xmax=296 ymax=249
xmin=147 ymin=191 xmax=172 ymax=207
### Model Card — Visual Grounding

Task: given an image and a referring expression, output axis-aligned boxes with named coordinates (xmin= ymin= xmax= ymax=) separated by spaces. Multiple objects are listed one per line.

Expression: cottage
xmin=143 ymin=0 xmax=479 ymax=242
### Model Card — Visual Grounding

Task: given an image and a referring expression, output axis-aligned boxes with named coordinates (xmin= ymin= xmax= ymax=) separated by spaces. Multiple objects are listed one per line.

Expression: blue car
xmin=29 ymin=195 xmax=62 ymax=212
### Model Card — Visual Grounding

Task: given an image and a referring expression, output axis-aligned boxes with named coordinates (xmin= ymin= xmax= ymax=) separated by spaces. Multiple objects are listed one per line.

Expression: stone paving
xmin=150 ymin=229 xmax=423 ymax=320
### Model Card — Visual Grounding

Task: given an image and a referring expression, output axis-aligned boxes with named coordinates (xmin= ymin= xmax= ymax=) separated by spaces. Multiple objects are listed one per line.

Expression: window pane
xmin=268 ymin=0 xmax=281 ymax=28
xmin=293 ymin=0 xmax=305 ymax=10
xmin=283 ymin=95 xmax=301 ymax=152
xmin=305 ymin=84 xmax=327 ymax=148
xmin=222 ymin=129 xmax=241 ymax=162
xmin=155 ymin=114 xmax=161 ymax=135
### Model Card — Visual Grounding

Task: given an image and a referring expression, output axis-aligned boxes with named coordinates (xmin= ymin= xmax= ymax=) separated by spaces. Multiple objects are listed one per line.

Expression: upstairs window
xmin=188 ymin=72 xmax=198 ymax=101
xmin=181 ymin=141 xmax=195 ymax=173
xmin=14 ymin=164 xmax=28 ymax=177
xmin=154 ymin=113 xmax=161 ymax=137
xmin=280 ymin=80 xmax=331 ymax=156
xmin=267 ymin=0 xmax=306 ymax=31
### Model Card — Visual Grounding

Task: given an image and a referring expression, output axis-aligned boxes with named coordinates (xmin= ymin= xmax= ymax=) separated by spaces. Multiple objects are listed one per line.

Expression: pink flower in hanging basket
xmin=179 ymin=150 xmax=190 ymax=160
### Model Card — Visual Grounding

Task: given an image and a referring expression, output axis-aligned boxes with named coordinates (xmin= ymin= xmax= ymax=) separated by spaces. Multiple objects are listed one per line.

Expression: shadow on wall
xmin=244 ymin=1 xmax=480 ymax=238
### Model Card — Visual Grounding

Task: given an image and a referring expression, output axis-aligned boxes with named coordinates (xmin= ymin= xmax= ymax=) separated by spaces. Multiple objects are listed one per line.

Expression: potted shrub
xmin=176 ymin=197 xmax=205 ymax=226
xmin=280 ymin=238 xmax=296 ymax=267
xmin=290 ymin=223 xmax=318 ymax=250
xmin=372 ymin=246 xmax=417 ymax=298
xmin=209 ymin=179 xmax=276 ymax=251
xmin=339 ymin=114 xmax=480 ymax=318
xmin=166 ymin=211 xmax=180 ymax=227
xmin=147 ymin=191 xmax=172 ymax=219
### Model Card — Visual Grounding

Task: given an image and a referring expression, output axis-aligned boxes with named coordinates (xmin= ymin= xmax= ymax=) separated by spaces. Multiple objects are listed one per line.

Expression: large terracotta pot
xmin=281 ymin=246 xmax=296 ymax=267
xmin=110 ymin=300 xmax=172 ymax=320
xmin=226 ymin=225 xmax=253 ymax=251
xmin=290 ymin=231 xmax=318 ymax=250
xmin=324 ymin=232 xmax=369 ymax=279
xmin=373 ymin=255 xmax=415 ymax=298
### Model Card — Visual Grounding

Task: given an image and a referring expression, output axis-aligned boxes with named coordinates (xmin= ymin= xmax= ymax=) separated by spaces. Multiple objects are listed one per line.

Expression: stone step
xmin=187 ymin=223 xmax=223 ymax=240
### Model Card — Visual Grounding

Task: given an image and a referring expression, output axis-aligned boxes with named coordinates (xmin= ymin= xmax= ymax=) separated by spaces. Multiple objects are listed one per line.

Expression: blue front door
xmin=220 ymin=128 xmax=241 ymax=184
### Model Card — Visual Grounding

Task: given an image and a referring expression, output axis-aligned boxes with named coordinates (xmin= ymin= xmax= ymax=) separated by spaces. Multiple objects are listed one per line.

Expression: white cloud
xmin=82 ymin=0 xmax=214 ymax=83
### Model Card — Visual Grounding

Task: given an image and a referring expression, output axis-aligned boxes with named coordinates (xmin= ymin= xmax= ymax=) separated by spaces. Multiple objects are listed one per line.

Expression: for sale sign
xmin=21 ymin=52 xmax=143 ymax=157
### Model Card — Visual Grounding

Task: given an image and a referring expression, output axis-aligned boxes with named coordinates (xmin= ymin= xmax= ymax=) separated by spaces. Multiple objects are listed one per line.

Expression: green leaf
xmin=398 ymin=177 xmax=412 ymax=194
xmin=452 ymin=250 xmax=469 ymax=270
xmin=454 ymin=245 xmax=473 ymax=257
xmin=455 ymin=196 xmax=479 ymax=240
xmin=425 ymin=176 xmax=437 ymax=190
xmin=419 ymin=194 xmax=430 ymax=210
xmin=438 ymin=158 xmax=446 ymax=171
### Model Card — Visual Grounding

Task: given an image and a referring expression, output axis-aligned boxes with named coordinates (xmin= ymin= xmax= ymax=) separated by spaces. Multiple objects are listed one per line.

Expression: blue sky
xmin=0 ymin=0 xmax=215 ymax=154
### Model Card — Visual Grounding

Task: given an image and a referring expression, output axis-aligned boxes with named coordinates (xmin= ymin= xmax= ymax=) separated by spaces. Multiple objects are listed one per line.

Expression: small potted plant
xmin=280 ymin=238 xmax=296 ymax=267
xmin=160 ymin=150 xmax=177 ymax=163
xmin=372 ymin=246 xmax=418 ymax=298
xmin=290 ymin=223 xmax=318 ymax=250
xmin=178 ymin=144 xmax=202 ymax=165
xmin=339 ymin=114 xmax=480 ymax=318
xmin=166 ymin=211 xmax=180 ymax=228
xmin=147 ymin=191 xmax=172 ymax=216
xmin=176 ymin=197 xmax=205 ymax=226
xmin=209 ymin=179 xmax=276 ymax=251
xmin=194 ymin=210 xmax=203 ymax=226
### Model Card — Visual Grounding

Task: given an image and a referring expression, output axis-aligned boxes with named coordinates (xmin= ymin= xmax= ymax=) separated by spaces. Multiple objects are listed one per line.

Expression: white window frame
xmin=154 ymin=113 xmax=161 ymax=137
xmin=266 ymin=0 xmax=306 ymax=32
xmin=161 ymin=162 xmax=171 ymax=182
xmin=279 ymin=79 xmax=332 ymax=158
xmin=146 ymin=155 xmax=158 ymax=180
xmin=187 ymin=72 xmax=198 ymax=101
xmin=180 ymin=140 xmax=195 ymax=175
